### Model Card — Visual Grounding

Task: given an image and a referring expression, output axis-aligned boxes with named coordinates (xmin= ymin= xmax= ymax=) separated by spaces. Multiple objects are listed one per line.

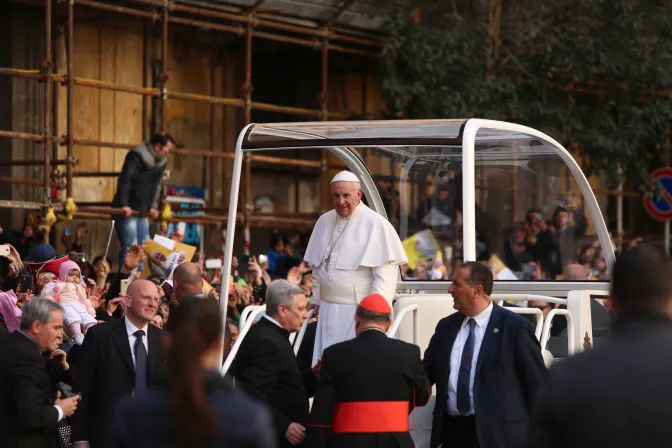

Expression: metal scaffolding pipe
xmin=209 ymin=54 xmax=217 ymax=208
xmin=55 ymin=0 xmax=380 ymax=57
xmin=66 ymin=0 xmax=74 ymax=197
xmin=2 ymin=0 xmax=347 ymax=235
xmin=0 ymin=159 xmax=68 ymax=166
xmin=243 ymin=20 xmax=253 ymax=221
xmin=0 ymin=176 xmax=62 ymax=189
xmin=167 ymin=89 xmax=243 ymax=107
xmin=56 ymin=75 xmax=159 ymax=96
xmin=169 ymin=15 xmax=244 ymax=37
xmin=0 ymin=132 xmax=324 ymax=168
xmin=252 ymin=100 xmax=322 ymax=117
xmin=319 ymin=36 xmax=329 ymax=213
xmin=0 ymin=129 xmax=50 ymax=142
xmin=0 ymin=71 xmax=348 ymax=118
xmin=76 ymin=0 xmax=155 ymax=19
xmin=0 ymin=68 xmax=44 ymax=80
xmin=43 ymin=0 xmax=53 ymax=203
xmin=72 ymin=172 xmax=119 ymax=177
xmin=249 ymin=154 xmax=320 ymax=168
xmin=127 ymin=0 xmax=384 ymax=47
xmin=160 ymin=1 xmax=169 ymax=131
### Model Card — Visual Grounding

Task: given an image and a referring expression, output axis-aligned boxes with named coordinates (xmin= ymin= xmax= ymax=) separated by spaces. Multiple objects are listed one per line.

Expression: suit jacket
xmin=107 ymin=371 xmax=276 ymax=448
xmin=423 ymin=303 xmax=546 ymax=448
xmin=71 ymin=318 xmax=165 ymax=448
xmin=0 ymin=331 xmax=62 ymax=448
xmin=530 ymin=312 xmax=672 ymax=448
xmin=306 ymin=328 xmax=431 ymax=448
xmin=295 ymin=320 xmax=317 ymax=397
xmin=235 ymin=317 xmax=310 ymax=448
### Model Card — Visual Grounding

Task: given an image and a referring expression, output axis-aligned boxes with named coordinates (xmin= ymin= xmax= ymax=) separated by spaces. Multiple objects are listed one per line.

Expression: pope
xmin=303 ymin=170 xmax=407 ymax=367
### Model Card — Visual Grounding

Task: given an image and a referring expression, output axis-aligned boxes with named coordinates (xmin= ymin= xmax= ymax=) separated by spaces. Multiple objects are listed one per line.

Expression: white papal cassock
xmin=303 ymin=200 xmax=407 ymax=367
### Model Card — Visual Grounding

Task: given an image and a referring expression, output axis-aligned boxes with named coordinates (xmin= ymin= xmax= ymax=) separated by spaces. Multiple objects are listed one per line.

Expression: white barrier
xmin=541 ymin=308 xmax=575 ymax=356
xmin=388 ymin=304 xmax=420 ymax=345
xmin=499 ymin=306 xmax=544 ymax=341
xmin=293 ymin=309 xmax=315 ymax=355
xmin=221 ymin=305 xmax=266 ymax=375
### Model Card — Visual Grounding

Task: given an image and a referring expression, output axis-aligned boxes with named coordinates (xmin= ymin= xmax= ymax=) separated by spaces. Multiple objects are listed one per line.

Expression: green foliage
xmin=381 ymin=0 xmax=672 ymax=189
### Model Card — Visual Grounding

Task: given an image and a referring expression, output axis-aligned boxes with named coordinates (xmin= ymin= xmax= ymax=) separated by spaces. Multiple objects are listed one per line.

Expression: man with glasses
xmin=112 ymin=133 xmax=175 ymax=269
xmin=72 ymin=279 xmax=165 ymax=448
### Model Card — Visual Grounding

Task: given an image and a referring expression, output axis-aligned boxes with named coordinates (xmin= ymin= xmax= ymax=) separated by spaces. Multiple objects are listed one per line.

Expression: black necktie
xmin=457 ymin=319 xmax=476 ymax=415
xmin=133 ymin=329 xmax=148 ymax=397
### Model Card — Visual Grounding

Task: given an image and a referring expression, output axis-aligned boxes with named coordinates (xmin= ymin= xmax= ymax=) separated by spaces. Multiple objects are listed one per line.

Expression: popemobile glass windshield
xmin=237 ymin=120 xmax=613 ymax=289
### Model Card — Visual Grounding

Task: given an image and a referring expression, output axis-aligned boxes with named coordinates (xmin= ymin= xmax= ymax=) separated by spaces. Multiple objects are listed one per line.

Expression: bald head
xmin=173 ymin=262 xmax=204 ymax=300
xmin=126 ymin=279 xmax=160 ymax=325
xmin=563 ymin=263 xmax=590 ymax=281
xmin=127 ymin=278 xmax=153 ymax=296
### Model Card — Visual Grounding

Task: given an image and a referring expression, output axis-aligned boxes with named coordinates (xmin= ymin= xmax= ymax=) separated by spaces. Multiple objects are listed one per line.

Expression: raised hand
xmin=123 ymin=244 xmax=146 ymax=272
xmin=94 ymin=258 xmax=110 ymax=280
xmin=286 ymin=267 xmax=302 ymax=286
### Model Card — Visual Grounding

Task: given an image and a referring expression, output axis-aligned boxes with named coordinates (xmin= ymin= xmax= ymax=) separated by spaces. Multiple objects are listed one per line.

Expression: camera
xmin=57 ymin=381 xmax=80 ymax=399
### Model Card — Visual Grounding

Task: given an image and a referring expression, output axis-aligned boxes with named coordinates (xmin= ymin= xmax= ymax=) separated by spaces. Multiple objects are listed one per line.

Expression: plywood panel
xmin=72 ymin=21 xmax=100 ymax=172
xmin=99 ymin=15 xmax=117 ymax=199
xmin=113 ymin=18 xmax=144 ymax=149
xmin=164 ymin=32 xmax=215 ymax=188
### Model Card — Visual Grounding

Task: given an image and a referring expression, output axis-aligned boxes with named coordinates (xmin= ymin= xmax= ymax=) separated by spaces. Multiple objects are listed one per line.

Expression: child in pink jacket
xmin=41 ymin=260 xmax=96 ymax=345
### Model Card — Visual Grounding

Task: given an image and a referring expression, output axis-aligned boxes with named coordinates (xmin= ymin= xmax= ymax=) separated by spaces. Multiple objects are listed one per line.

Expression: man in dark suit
xmin=306 ymin=293 xmax=431 ymax=448
xmin=0 ymin=298 xmax=80 ymax=448
xmin=72 ymin=279 xmax=165 ymax=448
xmin=236 ymin=279 xmax=311 ymax=447
xmin=423 ymin=261 xmax=546 ymax=448
xmin=530 ymin=243 xmax=672 ymax=447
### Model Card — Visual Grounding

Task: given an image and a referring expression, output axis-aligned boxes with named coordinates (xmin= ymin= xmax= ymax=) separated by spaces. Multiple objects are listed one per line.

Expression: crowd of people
xmin=402 ymin=197 xmax=618 ymax=283
xmin=1 ymin=161 xmax=671 ymax=448
xmin=0 ymin=213 xmax=319 ymax=448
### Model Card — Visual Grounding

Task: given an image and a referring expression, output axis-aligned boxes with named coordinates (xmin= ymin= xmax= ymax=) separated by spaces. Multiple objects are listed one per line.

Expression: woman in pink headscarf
xmin=41 ymin=260 xmax=96 ymax=345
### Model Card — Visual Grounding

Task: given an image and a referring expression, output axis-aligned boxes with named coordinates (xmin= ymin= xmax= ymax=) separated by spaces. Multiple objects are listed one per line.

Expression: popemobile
xmin=219 ymin=119 xmax=613 ymax=447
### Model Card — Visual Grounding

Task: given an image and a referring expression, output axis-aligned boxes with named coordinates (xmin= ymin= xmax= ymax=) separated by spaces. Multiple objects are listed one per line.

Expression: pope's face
xmin=331 ymin=181 xmax=362 ymax=218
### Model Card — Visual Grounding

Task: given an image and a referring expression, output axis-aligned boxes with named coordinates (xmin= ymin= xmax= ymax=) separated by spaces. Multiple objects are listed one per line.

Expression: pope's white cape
xmin=304 ymin=202 xmax=408 ymax=269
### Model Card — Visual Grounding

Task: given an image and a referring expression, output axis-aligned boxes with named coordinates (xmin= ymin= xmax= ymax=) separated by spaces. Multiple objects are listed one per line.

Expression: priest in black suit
xmin=306 ymin=293 xmax=431 ymax=448
xmin=235 ymin=279 xmax=312 ymax=448
xmin=0 ymin=299 xmax=80 ymax=448
xmin=72 ymin=279 xmax=166 ymax=448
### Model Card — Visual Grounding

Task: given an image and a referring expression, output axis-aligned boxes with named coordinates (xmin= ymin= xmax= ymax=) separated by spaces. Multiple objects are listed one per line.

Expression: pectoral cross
xmin=324 ymin=254 xmax=332 ymax=272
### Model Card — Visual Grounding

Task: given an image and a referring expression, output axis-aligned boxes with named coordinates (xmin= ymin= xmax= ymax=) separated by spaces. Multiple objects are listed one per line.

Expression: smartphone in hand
xmin=120 ymin=279 xmax=130 ymax=296
xmin=238 ymin=255 xmax=252 ymax=275
xmin=0 ymin=245 xmax=10 ymax=257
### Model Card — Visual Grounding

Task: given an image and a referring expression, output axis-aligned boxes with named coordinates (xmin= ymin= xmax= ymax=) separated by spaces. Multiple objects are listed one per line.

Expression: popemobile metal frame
xmin=219 ymin=118 xmax=614 ymax=369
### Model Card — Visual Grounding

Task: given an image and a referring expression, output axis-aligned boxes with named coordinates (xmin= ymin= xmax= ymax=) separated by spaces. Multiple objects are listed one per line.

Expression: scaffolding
xmin=1 ymin=0 xmax=383 ymax=238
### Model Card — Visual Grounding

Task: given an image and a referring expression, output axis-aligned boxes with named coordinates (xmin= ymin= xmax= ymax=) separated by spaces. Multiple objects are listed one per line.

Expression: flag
xmin=402 ymin=229 xmax=441 ymax=270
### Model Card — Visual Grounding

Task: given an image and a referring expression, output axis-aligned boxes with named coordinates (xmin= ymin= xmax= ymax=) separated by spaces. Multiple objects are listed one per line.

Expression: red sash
xmin=332 ymin=401 xmax=409 ymax=433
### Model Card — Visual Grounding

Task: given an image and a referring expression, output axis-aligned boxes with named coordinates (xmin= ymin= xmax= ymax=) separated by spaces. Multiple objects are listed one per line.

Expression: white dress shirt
xmin=125 ymin=317 xmax=149 ymax=368
xmin=447 ymin=301 xmax=494 ymax=416
xmin=263 ymin=314 xmax=284 ymax=329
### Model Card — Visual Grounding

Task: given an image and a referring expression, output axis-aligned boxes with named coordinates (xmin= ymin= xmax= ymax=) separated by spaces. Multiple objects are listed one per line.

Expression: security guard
xmin=306 ymin=293 xmax=431 ymax=448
